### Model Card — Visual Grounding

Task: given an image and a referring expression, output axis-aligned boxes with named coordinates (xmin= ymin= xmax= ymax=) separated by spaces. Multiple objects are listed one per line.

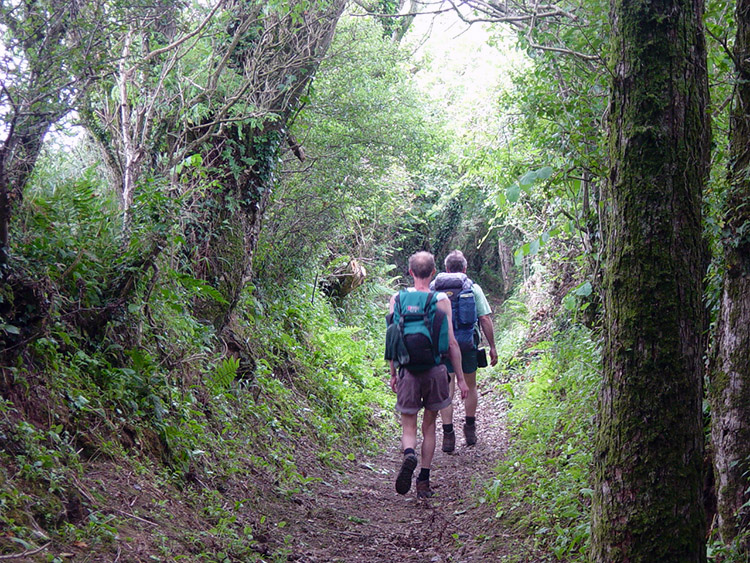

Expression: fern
xmin=209 ymin=357 xmax=240 ymax=394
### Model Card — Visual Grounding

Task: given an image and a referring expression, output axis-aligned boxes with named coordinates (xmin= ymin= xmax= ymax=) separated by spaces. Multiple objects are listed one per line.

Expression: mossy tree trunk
xmin=187 ymin=129 xmax=284 ymax=329
xmin=79 ymin=0 xmax=346 ymax=331
xmin=591 ymin=0 xmax=710 ymax=557
xmin=709 ymin=0 xmax=750 ymax=546
xmin=187 ymin=1 xmax=346 ymax=331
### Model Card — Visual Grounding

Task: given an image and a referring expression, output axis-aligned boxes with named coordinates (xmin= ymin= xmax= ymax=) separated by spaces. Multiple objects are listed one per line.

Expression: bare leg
xmin=439 ymin=376 xmax=456 ymax=425
xmin=420 ymin=408 xmax=438 ymax=469
xmin=401 ymin=412 xmax=418 ymax=451
xmin=464 ymin=371 xmax=478 ymax=418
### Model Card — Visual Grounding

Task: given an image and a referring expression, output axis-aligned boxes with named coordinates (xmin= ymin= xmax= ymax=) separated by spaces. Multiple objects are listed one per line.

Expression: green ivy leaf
xmin=574 ymin=281 xmax=593 ymax=297
xmin=519 ymin=170 xmax=537 ymax=187
xmin=536 ymin=166 xmax=553 ymax=180
xmin=507 ymin=184 xmax=521 ymax=203
xmin=529 ymin=239 xmax=540 ymax=256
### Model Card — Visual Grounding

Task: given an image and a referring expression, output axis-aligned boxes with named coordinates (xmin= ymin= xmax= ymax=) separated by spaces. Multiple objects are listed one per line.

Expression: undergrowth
xmin=487 ymin=314 xmax=600 ymax=562
xmin=0 ymin=168 xmax=395 ymax=561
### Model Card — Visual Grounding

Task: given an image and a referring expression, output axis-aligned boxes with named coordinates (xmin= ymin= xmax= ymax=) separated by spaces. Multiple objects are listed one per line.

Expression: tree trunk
xmin=591 ymin=0 xmax=710 ymax=557
xmin=709 ymin=0 xmax=750 ymax=546
xmin=188 ymin=129 xmax=282 ymax=329
xmin=0 ymin=0 xmax=84 ymax=269
xmin=188 ymin=1 xmax=346 ymax=330
xmin=497 ymin=238 xmax=515 ymax=297
xmin=0 ymin=115 xmax=51 ymax=269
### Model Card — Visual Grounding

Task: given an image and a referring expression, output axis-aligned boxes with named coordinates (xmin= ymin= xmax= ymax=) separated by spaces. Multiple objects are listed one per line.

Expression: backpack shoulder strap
xmin=424 ymin=292 xmax=445 ymax=359
xmin=394 ymin=292 xmax=405 ymax=328
xmin=422 ymin=291 xmax=435 ymax=327
xmin=431 ymin=306 xmax=446 ymax=357
xmin=386 ymin=292 xmax=402 ymax=325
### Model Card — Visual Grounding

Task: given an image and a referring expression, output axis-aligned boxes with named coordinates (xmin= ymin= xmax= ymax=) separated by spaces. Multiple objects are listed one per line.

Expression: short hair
xmin=409 ymin=251 xmax=435 ymax=279
xmin=444 ymin=250 xmax=467 ymax=273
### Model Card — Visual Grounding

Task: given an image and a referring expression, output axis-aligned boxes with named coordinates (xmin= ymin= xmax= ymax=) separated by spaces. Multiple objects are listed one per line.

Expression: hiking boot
xmin=464 ymin=423 xmax=477 ymax=446
xmin=442 ymin=430 xmax=456 ymax=453
xmin=395 ymin=454 xmax=418 ymax=495
xmin=416 ymin=478 xmax=434 ymax=498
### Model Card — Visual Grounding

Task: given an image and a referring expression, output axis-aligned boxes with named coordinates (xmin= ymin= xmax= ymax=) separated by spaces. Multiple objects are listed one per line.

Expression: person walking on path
xmin=430 ymin=250 xmax=498 ymax=452
xmin=386 ymin=251 xmax=469 ymax=498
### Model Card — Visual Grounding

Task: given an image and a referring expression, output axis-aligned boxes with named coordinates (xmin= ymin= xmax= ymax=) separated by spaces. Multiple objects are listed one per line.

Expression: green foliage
xmin=492 ymin=299 xmax=530 ymax=366
xmin=210 ymin=357 xmax=240 ymax=395
xmin=239 ymin=276 xmax=393 ymax=443
xmin=708 ymin=532 xmax=750 ymax=562
xmin=449 ymin=18 xmax=610 ymax=298
xmin=0 ymin=397 xmax=81 ymax=547
xmin=487 ymin=325 xmax=600 ymax=561
xmin=257 ymin=15 xmax=446 ymax=284
xmin=703 ymin=0 xmax=739 ymax=329
xmin=15 ymin=165 xmax=123 ymax=295
xmin=0 ymin=123 xmax=401 ymax=558
xmin=4 ymin=2 xmax=737 ymax=559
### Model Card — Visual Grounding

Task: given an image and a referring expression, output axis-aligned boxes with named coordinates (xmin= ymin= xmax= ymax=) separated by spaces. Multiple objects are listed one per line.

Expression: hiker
xmin=385 ymin=251 xmax=469 ymax=498
xmin=430 ymin=249 xmax=498 ymax=452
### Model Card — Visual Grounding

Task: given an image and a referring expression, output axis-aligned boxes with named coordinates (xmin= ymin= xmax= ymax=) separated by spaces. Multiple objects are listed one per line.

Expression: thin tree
xmin=0 ymin=0 xmax=104 ymax=269
xmin=709 ymin=0 xmax=750 ymax=548
xmin=82 ymin=0 xmax=346 ymax=329
xmin=591 ymin=0 xmax=710 ymax=558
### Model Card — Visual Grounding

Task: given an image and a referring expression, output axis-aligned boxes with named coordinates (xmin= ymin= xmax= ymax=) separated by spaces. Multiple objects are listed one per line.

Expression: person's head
xmin=444 ymin=250 xmax=467 ymax=273
xmin=408 ymin=251 xmax=436 ymax=280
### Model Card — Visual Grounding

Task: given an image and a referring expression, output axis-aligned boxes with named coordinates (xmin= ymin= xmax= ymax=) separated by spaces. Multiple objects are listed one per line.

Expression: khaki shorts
xmin=395 ymin=364 xmax=451 ymax=415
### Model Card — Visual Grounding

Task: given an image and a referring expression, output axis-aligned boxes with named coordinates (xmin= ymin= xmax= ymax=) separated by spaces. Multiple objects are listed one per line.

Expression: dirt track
xmin=287 ymin=379 xmax=515 ymax=562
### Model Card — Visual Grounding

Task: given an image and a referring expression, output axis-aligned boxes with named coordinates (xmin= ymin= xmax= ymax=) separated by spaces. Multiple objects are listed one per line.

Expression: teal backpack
xmin=384 ymin=290 xmax=449 ymax=372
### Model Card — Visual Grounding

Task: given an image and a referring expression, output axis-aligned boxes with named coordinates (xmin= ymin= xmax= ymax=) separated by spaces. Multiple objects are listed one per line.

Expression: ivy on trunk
xmin=592 ymin=0 xmax=710 ymax=558
xmin=709 ymin=0 xmax=750 ymax=548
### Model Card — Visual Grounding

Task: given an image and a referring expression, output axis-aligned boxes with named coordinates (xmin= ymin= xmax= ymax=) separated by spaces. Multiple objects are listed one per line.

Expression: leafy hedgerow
xmin=487 ymin=324 xmax=600 ymax=561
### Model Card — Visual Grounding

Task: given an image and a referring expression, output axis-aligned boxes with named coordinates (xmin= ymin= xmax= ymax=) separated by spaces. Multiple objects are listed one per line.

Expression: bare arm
xmin=388 ymin=294 xmax=398 ymax=389
xmin=478 ymin=314 xmax=498 ymax=366
xmin=438 ymin=298 xmax=469 ymax=399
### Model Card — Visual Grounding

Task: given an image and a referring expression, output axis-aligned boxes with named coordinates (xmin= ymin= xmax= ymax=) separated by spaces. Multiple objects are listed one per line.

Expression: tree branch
xmin=143 ymin=0 xmax=225 ymax=63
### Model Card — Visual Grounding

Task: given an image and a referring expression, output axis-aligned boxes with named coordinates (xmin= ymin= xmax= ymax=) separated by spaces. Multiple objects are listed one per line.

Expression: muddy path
xmin=284 ymin=379 xmax=517 ymax=562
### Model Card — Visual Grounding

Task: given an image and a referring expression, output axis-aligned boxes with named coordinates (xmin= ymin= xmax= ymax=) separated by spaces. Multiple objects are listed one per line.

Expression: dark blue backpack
xmin=431 ymin=273 xmax=478 ymax=353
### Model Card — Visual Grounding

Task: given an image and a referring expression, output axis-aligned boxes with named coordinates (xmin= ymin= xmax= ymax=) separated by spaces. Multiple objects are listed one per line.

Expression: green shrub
xmin=2 ymin=139 xmax=399 ymax=559
xmin=487 ymin=325 xmax=600 ymax=561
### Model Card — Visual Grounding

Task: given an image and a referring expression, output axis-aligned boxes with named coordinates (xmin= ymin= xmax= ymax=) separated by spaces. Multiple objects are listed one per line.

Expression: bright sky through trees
xmin=406 ymin=11 xmax=529 ymax=141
